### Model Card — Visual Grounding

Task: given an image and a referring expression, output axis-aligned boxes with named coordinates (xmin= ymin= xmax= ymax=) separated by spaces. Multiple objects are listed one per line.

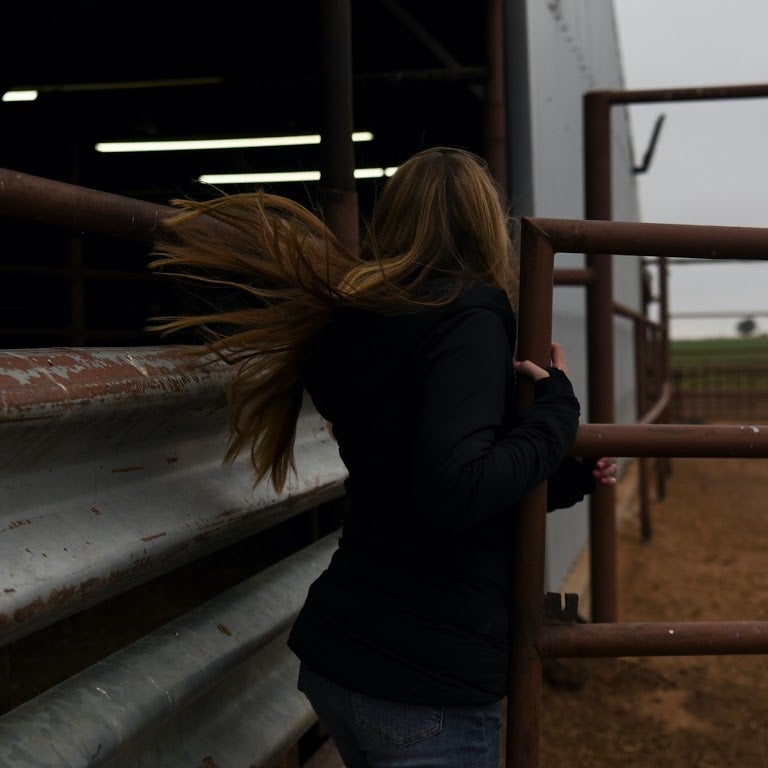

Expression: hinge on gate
xmin=544 ymin=591 xmax=582 ymax=624
xmin=542 ymin=592 xmax=589 ymax=690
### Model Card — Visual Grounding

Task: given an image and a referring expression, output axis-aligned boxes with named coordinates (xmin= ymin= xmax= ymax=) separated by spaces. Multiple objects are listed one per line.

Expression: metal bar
xmin=485 ymin=0 xmax=506 ymax=189
xmin=583 ymin=91 xmax=618 ymax=623
xmin=637 ymin=380 xmax=673 ymax=426
xmin=354 ymin=67 xmax=487 ymax=85
xmin=603 ymin=83 xmax=768 ymax=105
xmin=531 ymin=216 xmax=768 ymax=259
xmin=657 ymin=257 xmax=671 ymax=494
xmin=637 ymin=458 xmax=652 ymax=541
xmin=506 ymin=219 xmax=555 ymax=768
xmin=538 ymin=621 xmax=768 ymax=659
xmin=634 ymin=323 xmax=652 ymax=539
xmin=0 ymin=167 xmax=171 ymax=242
xmin=614 ymin=300 xmax=661 ymax=327
xmin=573 ymin=423 xmax=768 ymax=457
xmin=553 ymin=267 xmax=594 ymax=285
xmin=635 ymin=322 xmax=648 ymax=420
xmin=375 ymin=0 xmax=483 ymax=100
xmin=320 ymin=0 xmax=359 ymax=255
xmin=672 ymin=310 xmax=768 ymax=318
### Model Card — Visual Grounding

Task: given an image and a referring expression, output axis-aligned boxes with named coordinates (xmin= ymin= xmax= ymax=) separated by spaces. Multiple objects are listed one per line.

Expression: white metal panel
xmin=0 ymin=347 xmax=347 ymax=647
xmin=0 ymin=534 xmax=338 ymax=768
xmin=509 ymin=0 xmax=641 ymax=592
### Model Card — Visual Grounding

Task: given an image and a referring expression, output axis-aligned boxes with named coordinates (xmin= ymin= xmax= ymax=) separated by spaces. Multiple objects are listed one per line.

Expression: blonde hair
xmin=149 ymin=146 xmax=517 ymax=491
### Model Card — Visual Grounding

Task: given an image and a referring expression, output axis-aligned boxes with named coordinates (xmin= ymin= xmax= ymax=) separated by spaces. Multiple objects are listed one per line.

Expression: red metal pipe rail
xmin=319 ymin=0 xmax=358 ymax=255
xmin=507 ymin=213 xmax=768 ymax=768
xmin=603 ymin=83 xmax=768 ymax=105
xmin=582 ymin=83 xmax=768 ymax=627
xmin=539 ymin=621 xmax=768 ymax=659
xmin=529 ymin=216 xmax=768 ymax=259
xmin=0 ymin=167 xmax=171 ymax=241
xmin=574 ymin=422 xmax=768 ymax=457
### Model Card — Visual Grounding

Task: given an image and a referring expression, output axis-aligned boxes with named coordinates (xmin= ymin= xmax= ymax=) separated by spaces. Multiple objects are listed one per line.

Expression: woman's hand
xmin=514 ymin=341 xmax=570 ymax=381
xmin=592 ymin=457 xmax=618 ymax=487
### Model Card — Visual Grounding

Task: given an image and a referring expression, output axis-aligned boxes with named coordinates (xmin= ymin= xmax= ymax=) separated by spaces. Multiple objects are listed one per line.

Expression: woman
xmin=150 ymin=146 xmax=616 ymax=767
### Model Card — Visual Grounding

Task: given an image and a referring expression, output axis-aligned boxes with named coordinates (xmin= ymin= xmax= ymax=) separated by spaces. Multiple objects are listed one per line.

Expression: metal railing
xmin=508 ymin=215 xmax=768 ymax=767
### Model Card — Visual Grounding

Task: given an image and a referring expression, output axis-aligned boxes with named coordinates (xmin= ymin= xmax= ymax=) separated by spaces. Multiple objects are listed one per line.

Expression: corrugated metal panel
xmin=0 ymin=533 xmax=338 ymax=768
xmin=0 ymin=346 xmax=347 ymax=647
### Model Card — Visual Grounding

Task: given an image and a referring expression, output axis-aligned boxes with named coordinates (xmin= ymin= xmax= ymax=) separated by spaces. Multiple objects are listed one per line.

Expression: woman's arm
xmin=409 ymin=309 xmax=582 ymax=533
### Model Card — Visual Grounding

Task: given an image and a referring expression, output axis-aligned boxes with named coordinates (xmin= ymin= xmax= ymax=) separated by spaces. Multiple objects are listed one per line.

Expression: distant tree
xmin=736 ymin=316 xmax=757 ymax=337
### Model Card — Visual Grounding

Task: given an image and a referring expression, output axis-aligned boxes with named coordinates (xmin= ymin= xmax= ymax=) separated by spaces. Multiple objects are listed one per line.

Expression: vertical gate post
xmin=506 ymin=219 xmax=555 ymax=768
xmin=319 ymin=0 xmax=359 ymax=255
xmin=583 ymin=91 xmax=618 ymax=622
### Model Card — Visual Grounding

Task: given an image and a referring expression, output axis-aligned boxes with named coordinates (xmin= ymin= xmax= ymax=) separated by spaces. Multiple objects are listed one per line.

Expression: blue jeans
xmin=298 ymin=662 xmax=503 ymax=768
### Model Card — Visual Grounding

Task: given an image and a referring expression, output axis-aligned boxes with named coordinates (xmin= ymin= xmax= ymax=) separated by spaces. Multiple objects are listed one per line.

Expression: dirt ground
xmin=538 ymin=456 xmax=768 ymax=767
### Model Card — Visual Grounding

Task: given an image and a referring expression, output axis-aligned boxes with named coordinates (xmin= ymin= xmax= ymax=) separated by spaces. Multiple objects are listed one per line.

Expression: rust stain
xmin=8 ymin=519 xmax=32 ymax=529
xmin=217 ymin=623 xmax=232 ymax=636
xmin=13 ymin=585 xmax=77 ymax=624
xmin=141 ymin=532 xmax=167 ymax=542
xmin=0 ymin=535 xmax=211 ymax=641
xmin=79 ymin=576 xmax=109 ymax=596
xmin=200 ymin=757 xmax=221 ymax=768
xmin=111 ymin=466 xmax=144 ymax=473
xmin=90 ymin=507 xmax=103 ymax=516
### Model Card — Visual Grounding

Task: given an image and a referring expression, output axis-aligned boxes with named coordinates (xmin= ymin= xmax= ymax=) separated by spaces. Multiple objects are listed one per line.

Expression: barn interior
xmin=0 ymin=1 xmax=497 ymax=348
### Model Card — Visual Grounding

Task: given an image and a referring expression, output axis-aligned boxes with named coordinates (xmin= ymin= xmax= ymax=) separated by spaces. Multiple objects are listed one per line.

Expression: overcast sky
xmin=613 ymin=0 xmax=768 ymax=339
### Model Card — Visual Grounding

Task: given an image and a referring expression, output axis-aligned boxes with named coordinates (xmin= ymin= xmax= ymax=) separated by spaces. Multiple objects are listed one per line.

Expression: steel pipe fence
xmin=507 ymin=214 xmax=768 ymax=768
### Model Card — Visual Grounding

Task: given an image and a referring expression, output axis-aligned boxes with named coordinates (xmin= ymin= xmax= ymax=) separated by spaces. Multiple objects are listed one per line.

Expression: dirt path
xmin=540 ymin=457 xmax=768 ymax=767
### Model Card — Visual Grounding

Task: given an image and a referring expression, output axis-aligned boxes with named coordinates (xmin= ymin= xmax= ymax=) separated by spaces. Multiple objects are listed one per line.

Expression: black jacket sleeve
xmin=409 ymin=308 xmax=582 ymax=534
xmin=546 ymin=456 xmax=597 ymax=511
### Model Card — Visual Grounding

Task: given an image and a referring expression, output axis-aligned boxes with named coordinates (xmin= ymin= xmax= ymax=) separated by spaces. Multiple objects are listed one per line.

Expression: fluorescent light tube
xmin=2 ymin=90 xmax=38 ymax=102
xmin=95 ymin=131 xmax=374 ymax=153
xmin=199 ymin=166 xmax=398 ymax=185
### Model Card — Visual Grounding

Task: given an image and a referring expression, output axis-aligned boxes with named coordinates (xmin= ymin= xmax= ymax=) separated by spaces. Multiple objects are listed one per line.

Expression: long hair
xmin=149 ymin=146 xmax=517 ymax=491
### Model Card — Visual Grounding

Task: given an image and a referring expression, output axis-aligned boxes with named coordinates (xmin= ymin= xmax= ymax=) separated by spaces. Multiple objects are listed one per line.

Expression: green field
xmin=670 ymin=337 xmax=768 ymax=400
xmin=671 ymin=336 xmax=768 ymax=367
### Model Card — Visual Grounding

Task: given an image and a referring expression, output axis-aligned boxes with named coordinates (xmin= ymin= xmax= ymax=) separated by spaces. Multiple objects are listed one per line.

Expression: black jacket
xmin=288 ymin=281 xmax=594 ymax=704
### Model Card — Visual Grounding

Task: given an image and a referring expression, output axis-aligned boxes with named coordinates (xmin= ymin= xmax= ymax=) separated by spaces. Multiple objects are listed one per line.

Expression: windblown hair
xmin=149 ymin=146 xmax=517 ymax=491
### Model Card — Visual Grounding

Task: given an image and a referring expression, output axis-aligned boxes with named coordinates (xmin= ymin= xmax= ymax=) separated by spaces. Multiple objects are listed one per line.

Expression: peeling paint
xmin=141 ymin=532 xmax=167 ymax=542
xmin=0 ymin=346 xmax=230 ymax=422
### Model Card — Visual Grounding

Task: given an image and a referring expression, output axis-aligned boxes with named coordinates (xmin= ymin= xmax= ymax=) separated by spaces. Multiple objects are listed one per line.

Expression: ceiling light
xmin=2 ymin=90 xmax=38 ymax=102
xmin=95 ymin=131 xmax=374 ymax=153
xmin=198 ymin=166 xmax=398 ymax=185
